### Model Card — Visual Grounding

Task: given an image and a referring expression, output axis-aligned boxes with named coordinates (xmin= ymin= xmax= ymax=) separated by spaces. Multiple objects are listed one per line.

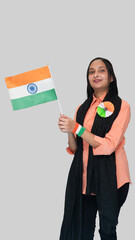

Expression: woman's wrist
xmin=68 ymin=132 xmax=74 ymax=136
xmin=72 ymin=122 xmax=86 ymax=137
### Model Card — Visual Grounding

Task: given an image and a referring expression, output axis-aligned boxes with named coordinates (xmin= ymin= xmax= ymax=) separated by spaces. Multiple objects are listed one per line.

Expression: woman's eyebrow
xmin=89 ymin=66 xmax=105 ymax=70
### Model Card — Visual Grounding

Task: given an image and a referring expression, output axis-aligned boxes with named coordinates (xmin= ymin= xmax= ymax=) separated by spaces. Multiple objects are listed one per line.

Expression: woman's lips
xmin=93 ymin=79 xmax=102 ymax=83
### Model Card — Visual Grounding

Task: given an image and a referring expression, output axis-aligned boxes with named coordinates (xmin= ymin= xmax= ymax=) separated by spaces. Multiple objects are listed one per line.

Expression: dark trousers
xmin=81 ymin=183 xmax=129 ymax=240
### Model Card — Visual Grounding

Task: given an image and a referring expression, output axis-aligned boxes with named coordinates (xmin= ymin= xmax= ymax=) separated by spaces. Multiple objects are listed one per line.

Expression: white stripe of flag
xmin=8 ymin=77 xmax=55 ymax=99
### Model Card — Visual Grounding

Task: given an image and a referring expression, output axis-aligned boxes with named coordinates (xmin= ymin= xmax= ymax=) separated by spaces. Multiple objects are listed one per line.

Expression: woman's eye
xmin=100 ymin=69 xmax=105 ymax=72
xmin=89 ymin=71 xmax=94 ymax=74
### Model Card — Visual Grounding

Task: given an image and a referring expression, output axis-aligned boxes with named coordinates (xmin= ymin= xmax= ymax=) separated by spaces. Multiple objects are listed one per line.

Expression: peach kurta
xmin=66 ymin=91 xmax=131 ymax=194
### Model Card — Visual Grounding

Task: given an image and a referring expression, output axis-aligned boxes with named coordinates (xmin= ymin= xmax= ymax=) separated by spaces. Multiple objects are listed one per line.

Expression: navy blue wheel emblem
xmin=27 ymin=83 xmax=38 ymax=94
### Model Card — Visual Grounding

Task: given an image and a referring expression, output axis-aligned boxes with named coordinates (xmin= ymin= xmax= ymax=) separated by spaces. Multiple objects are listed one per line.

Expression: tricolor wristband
xmin=72 ymin=122 xmax=86 ymax=137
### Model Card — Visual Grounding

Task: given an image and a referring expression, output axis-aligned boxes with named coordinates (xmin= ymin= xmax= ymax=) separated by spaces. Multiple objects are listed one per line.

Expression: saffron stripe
xmin=5 ymin=66 xmax=51 ymax=89
xmin=11 ymin=89 xmax=57 ymax=111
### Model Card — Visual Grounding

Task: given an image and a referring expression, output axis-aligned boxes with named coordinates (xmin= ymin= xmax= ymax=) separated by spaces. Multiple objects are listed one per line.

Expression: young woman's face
xmin=88 ymin=59 xmax=113 ymax=92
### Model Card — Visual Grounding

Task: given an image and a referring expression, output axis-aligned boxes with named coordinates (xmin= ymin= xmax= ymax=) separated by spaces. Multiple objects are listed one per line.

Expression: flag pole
xmin=47 ymin=64 xmax=63 ymax=115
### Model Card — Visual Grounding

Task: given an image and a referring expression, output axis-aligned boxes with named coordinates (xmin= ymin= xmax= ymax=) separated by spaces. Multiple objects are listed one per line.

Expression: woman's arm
xmin=79 ymin=130 xmax=101 ymax=148
xmin=58 ymin=101 xmax=131 ymax=155
xmin=69 ymin=101 xmax=131 ymax=154
xmin=92 ymin=101 xmax=131 ymax=155
xmin=67 ymin=132 xmax=77 ymax=153
xmin=80 ymin=101 xmax=131 ymax=155
xmin=58 ymin=113 xmax=101 ymax=150
xmin=59 ymin=104 xmax=100 ymax=153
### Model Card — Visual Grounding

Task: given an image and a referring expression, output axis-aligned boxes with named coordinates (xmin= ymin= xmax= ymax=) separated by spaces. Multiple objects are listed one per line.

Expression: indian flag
xmin=5 ymin=66 xmax=58 ymax=111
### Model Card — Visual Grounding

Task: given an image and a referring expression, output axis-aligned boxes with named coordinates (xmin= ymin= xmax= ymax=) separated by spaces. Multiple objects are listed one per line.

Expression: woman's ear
xmin=110 ymin=76 xmax=113 ymax=82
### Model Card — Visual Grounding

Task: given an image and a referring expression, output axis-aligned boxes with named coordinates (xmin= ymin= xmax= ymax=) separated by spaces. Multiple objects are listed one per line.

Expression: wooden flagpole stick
xmin=47 ymin=63 xmax=63 ymax=115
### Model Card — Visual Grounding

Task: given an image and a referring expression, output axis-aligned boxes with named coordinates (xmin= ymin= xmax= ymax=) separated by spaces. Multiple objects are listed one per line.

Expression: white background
xmin=0 ymin=0 xmax=134 ymax=239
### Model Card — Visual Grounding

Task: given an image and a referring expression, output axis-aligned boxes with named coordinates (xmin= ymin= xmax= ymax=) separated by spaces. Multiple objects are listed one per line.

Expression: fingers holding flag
xmin=58 ymin=114 xmax=76 ymax=133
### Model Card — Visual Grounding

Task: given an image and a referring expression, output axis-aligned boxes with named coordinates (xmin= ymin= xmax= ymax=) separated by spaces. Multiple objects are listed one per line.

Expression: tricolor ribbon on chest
xmin=97 ymin=101 xmax=115 ymax=118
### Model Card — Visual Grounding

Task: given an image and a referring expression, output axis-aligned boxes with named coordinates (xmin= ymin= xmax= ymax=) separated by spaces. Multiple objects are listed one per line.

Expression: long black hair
xmin=86 ymin=57 xmax=118 ymax=98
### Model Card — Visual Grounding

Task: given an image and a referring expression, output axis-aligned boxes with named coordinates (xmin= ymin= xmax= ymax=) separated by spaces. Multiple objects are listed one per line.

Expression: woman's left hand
xmin=58 ymin=114 xmax=76 ymax=133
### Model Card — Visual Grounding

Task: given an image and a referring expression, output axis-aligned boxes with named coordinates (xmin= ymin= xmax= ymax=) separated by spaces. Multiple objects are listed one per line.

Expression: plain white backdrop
xmin=0 ymin=0 xmax=134 ymax=239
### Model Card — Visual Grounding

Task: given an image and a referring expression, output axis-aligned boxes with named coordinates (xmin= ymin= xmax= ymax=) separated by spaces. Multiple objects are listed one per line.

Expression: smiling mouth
xmin=93 ymin=79 xmax=102 ymax=83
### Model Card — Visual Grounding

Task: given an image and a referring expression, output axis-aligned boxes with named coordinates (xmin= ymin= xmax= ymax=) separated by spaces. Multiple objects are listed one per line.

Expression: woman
xmin=58 ymin=57 xmax=131 ymax=240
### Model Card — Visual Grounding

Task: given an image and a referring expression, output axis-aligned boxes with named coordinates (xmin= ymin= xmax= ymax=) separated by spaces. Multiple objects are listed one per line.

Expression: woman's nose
xmin=94 ymin=71 xmax=98 ymax=77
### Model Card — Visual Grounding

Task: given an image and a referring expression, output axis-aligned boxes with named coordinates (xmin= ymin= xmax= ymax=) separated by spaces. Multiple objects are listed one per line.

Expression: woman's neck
xmin=94 ymin=89 xmax=108 ymax=99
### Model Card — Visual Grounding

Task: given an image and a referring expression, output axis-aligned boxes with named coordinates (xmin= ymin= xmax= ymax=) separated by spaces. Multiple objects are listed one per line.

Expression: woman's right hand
xmin=58 ymin=114 xmax=76 ymax=133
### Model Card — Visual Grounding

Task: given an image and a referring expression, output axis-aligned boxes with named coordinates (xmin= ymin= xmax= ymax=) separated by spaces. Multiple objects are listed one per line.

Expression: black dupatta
xmin=59 ymin=89 xmax=122 ymax=240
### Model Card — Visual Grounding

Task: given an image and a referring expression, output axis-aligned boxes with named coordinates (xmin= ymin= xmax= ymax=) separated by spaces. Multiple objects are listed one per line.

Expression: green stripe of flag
xmin=11 ymin=89 xmax=57 ymax=110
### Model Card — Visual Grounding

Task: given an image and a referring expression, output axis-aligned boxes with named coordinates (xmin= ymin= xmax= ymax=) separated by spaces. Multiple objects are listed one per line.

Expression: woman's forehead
xmin=89 ymin=60 xmax=106 ymax=69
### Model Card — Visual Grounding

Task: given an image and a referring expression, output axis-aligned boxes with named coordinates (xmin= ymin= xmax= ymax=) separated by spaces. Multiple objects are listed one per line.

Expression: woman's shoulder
xmin=119 ymin=99 xmax=131 ymax=118
xmin=121 ymin=98 xmax=130 ymax=109
xmin=75 ymin=104 xmax=82 ymax=112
